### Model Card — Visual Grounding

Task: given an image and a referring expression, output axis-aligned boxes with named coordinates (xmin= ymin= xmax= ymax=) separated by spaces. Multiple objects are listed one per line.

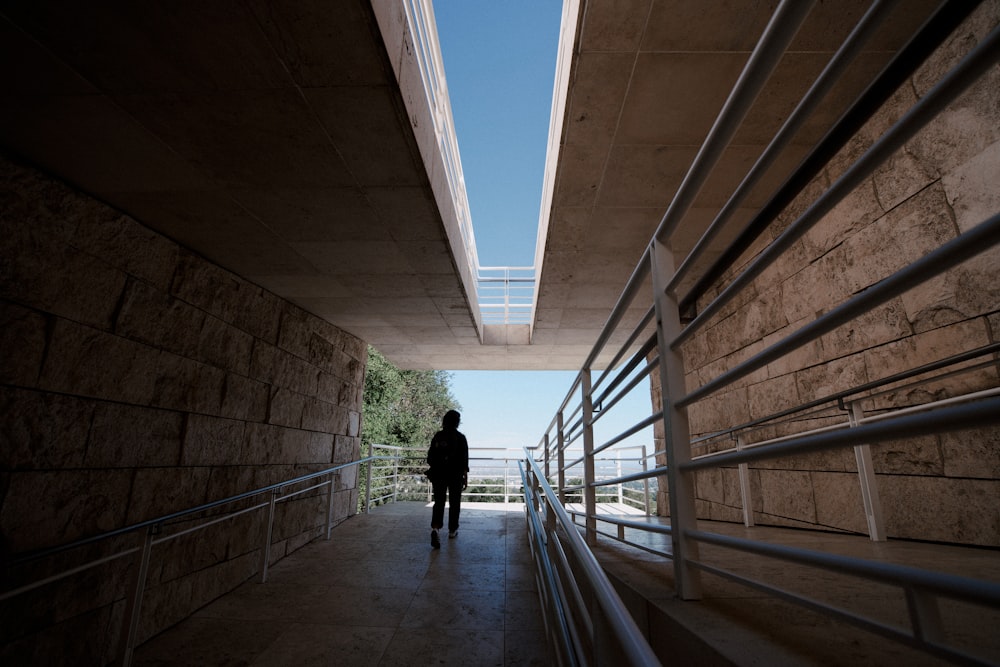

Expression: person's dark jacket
xmin=426 ymin=428 xmax=469 ymax=484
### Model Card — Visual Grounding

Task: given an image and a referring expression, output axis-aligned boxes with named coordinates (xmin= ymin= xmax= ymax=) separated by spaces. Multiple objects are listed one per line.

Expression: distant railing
xmin=478 ymin=266 xmax=536 ymax=326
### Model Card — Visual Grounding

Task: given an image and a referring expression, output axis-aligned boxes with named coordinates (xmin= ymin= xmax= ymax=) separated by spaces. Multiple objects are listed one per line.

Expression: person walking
xmin=426 ymin=409 xmax=469 ymax=549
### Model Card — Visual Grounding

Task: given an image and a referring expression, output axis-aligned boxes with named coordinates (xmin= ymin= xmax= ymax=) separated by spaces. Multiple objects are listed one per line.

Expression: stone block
xmin=86 ymin=402 xmax=183 ymax=467
xmin=863 ymin=319 xmax=992 ymax=406
xmin=694 ymin=468 xmax=724 ymax=505
xmin=151 ymin=352 xmax=225 ymax=414
xmin=307 ymin=431 xmax=335 ymax=464
xmin=0 ymin=469 xmax=132 ymax=552
xmin=182 ymin=414 xmax=246 ymax=466
xmin=267 ymin=386 xmax=305 ymax=428
xmin=793 ymin=353 xmax=869 ymax=404
xmin=333 ymin=435 xmax=358 ymax=464
xmin=279 ymin=427 xmax=320 ymax=464
xmin=801 ymin=179 xmax=884 ymax=259
xmin=348 ymin=410 xmax=361 ymax=438
xmin=816 ymin=298 xmax=911 ymax=362
xmin=901 ymin=249 xmax=1000 ymax=333
xmin=242 ymin=423 xmax=284 ymax=465
xmin=746 ymin=372 xmax=800 ymax=421
xmin=220 ymin=372 xmax=269 ymax=422
xmin=251 ymin=342 xmax=320 ymax=396
xmin=170 ymin=251 xmax=282 ymax=343
xmin=196 ymin=313 xmax=254 ymax=375
xmin=0 ymin=302 xmax=46 ymax=386
xmin=812 ymin=471 xmax=868 ymax=534
xmin=757 ymin=469 xmax=816 ymax=524
xmin=0 ymin=388 xmax=90 ymax=469
xmin=0 ymin=216 xmax=126 ymax=330
xmin=688 ymin=385 xmax=748 ymax=436
xmin=39 ymin=318 xmax=159 ymax=404
xmin=881 ymin=475 xmax=1000 ymax=546
xmin=872 ymin=435 xmax=943 ymax=475
xmin=114 ymin=278 xmax=204 ymax=356
xmin=126 ymin=467 xmax=212 ymax=525
xmin=941 ymin=426 xmax=1000 ymax=479
xmin=71 ymin=210 xmax=179 ymax=291
xmin=943 ymin=138 xmax=1000 ymax=233
xmin=205 ymin=466 xmax=258 ymax=504
xmin=152 ymin=526 xmax=228 ymax=585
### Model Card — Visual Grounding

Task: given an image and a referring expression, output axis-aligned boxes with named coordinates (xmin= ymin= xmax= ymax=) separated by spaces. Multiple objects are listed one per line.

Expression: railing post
xmin=557 ymin=412 xmax=566 ymax=505
xmin=325 ymin=472 xmax=337 ymax=540
xmin=651 ymin=239 xmax=702 ymax=599
xmin=392 ymin=453 xmax=399 ymax=504
xmin=848 ymin=400 xmax=886 ymax=541
xmin=641 ymin=445 xmax=651 ymax=516
xmin=543 ymin=433 xmax=550 ymax=479
xmin=118 ymin=524 xmax=158 ymax=667
xmin=260 ymin=488 xmax=280 ymax=583
xmin=736 ymin=435 xmax=755 ymax=527
xmin=365 ymin=455 xmax=374 ymax=514
xmin=582 ymin=369 xmax=597 ymax=546
xmin=616 ymin=456 xmax=624 ymax=506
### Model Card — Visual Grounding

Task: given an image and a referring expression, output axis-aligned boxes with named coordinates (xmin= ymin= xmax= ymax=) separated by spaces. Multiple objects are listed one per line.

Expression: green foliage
xmin=361 ymin=346 xmax=460 ymax=459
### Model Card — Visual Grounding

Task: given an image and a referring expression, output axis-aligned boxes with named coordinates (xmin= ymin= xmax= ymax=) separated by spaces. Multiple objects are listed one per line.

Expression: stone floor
xmin=132 ymin=502 xmax=550 ymax=667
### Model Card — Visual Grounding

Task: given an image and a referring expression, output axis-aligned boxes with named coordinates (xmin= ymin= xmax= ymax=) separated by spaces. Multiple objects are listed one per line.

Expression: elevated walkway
xmin=132 ymin=502 xmax=550 ymax=666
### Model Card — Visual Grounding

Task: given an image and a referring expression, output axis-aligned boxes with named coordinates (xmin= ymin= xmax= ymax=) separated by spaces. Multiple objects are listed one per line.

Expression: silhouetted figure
xmin=426 ymin=409 xmax=469 ymax=548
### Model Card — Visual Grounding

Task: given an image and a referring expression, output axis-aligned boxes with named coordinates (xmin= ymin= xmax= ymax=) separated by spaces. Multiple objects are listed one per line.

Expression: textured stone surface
xmin=0 ymin=156 xmax=368 ymax=655
xmin=881 ymin=476 xmax=1000 ymax=545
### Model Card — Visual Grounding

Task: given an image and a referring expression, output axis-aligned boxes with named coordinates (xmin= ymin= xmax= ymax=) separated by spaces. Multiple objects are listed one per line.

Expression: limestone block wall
xmin=654 ymin=4 xmax=1000 ymax=547
xmin=0 ymin=154 xmax=367 ymax=662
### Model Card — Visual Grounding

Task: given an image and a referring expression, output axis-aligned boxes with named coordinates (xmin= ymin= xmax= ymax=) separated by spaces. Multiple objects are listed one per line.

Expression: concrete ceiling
xmin=0 ymin=1 xmax=939 ymax=371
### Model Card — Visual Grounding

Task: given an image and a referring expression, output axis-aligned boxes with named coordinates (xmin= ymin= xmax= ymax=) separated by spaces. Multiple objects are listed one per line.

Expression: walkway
xmin=133 ymin=502 xmax=550 ymax=667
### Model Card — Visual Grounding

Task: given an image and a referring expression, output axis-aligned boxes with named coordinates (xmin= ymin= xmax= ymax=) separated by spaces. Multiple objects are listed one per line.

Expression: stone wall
xmin=654 ymin=4 xmax=1000 ymax=546
xmin=0 ymin=154 xmax=367 ymax=662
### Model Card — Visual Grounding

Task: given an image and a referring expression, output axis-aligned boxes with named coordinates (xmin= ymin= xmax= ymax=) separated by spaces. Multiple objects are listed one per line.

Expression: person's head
xmin=442 ymin=409 xmax=461 ymax=430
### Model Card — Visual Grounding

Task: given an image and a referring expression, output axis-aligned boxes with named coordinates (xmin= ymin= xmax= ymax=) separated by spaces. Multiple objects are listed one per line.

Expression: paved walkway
xmin=133 ymin=502 xmax=550 ymax=667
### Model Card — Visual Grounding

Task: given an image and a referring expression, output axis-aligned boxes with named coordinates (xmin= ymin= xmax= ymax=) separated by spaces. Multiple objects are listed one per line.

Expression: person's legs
xmin=447 ymin=478 xmax=463 ymax=533
xmin=431 ymin=481 xmax=446 ymax=530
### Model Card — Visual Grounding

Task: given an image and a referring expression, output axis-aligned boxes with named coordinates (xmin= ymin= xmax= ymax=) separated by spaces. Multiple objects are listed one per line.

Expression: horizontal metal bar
xmin=676 ymin=23 xmax=1000 ymax=348
xmin=686 ymin=529 xmax=1000 ymax=606
xmin=677 ymin=0 xmax=985 ymax=317
xmin=680 ymin=212 xmax=1000 ymax=406
xmin=667 ymin=0 xmax=900 ymax=295
xmin=681 ymin=396 xmax=1000 ymax=471
xmin=9 ymin=457 xmax=377 ymax=566
xmin=591 ymin=411 xmax=662 ymax=457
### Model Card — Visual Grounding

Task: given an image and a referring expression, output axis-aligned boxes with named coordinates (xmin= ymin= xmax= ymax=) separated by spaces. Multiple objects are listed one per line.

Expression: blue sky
xmin=431 ymin=2 xmax=653 ymax=454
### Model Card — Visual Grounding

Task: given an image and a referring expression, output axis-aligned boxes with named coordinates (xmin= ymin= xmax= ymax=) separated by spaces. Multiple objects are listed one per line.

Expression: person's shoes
xmin=431 ymin=530 xmax=440 ymax=549
xmin=448 ymin=530 xmax=457 ymax=539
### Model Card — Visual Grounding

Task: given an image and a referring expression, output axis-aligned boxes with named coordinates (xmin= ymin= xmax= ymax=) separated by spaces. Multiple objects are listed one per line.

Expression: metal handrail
xmin=534 ymin=2 xmax=1000 ymax=664
xmin=520 ymin=454 xmax=661 ymax=667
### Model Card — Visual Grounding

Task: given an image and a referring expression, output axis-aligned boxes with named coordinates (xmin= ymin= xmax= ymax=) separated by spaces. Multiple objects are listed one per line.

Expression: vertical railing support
xmin=118 ymin=523 xmax=158 ymax=667
xmin=582 ymin=369 xmax=597 ymax=546
xmin=557 ymin=413 xmax=566 ymax=505
xmin=737 ymin=435 xmax=755 ymax=527
xmin=616 ymin=457 xmax=624 ymax=506
xmin=365 ymin=454 xmax=374 ymax=514
xmin=260 ymin=488 xmax=280 ymax=583
xmin=651 ymin=239 xmax=702 ymax=599
xmin=325 ymin=472 xmax=337 ymax=540
xmin=641 ymin=445 xmax=651 ymax=516
xmin=392 ymin=454 xmax=399 ymax=504
xmin=848 ymin=400 xmax=886 ymax=541
xmin=544 ymin=433 xmax=550 ymax=479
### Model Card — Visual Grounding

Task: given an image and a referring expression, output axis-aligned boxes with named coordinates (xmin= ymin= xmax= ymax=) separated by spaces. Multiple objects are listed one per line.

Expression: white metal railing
xmin=520 ymin=453 xmax=661 ymax=667
xmin=0 ymin=459 xmax=376 ymax=667
xmin=532 ymin=1 xmax=1000 ymax=665
xmin=478 ymin=266 xmax=536 ymax=325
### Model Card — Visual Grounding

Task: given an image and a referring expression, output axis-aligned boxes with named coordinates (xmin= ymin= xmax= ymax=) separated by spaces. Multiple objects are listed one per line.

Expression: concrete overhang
xmin=0 ymin=1 xmax=941 ymax=371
